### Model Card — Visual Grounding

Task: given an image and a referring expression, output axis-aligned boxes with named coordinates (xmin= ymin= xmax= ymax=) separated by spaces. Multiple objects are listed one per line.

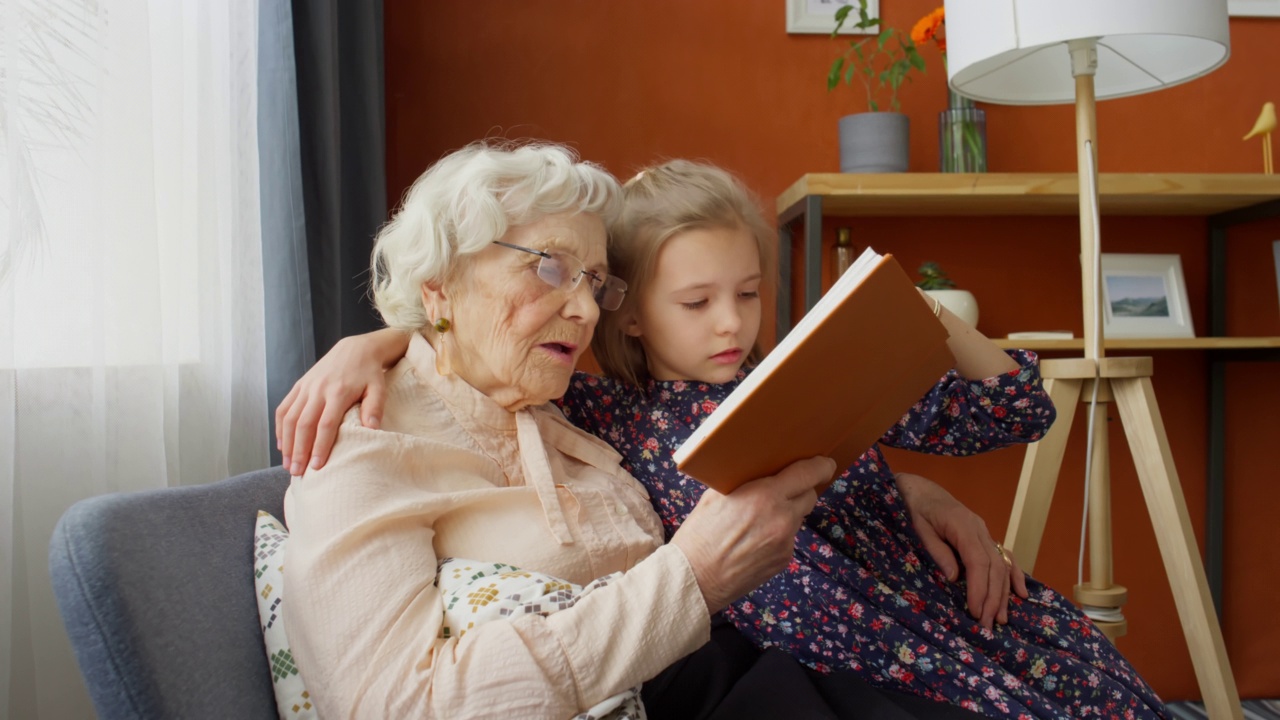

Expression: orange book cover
xmin=672 ymin=248 xmax=954 ymax=494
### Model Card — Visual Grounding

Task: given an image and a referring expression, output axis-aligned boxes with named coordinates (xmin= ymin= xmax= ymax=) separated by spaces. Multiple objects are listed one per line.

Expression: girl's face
xmin=626 ymin=225 xmax=762 ymax=385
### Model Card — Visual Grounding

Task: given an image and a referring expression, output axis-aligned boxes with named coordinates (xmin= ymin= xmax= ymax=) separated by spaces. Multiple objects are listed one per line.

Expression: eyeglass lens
xmin=535 ymin=253 xmax=626 ymax=311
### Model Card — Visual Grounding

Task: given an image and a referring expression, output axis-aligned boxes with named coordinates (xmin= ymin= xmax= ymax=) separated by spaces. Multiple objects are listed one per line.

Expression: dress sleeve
xmin=879 ymin=349 xmax=1057 ymax=455
xmin=282 ymin=418 xmax=709 ymax=719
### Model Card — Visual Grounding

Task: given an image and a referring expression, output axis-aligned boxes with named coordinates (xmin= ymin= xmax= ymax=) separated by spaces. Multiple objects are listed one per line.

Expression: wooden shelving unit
xmin=774 ymin=172 xmax=1280 ymax=619
xmin=778 ymin=172 xmax=1280 ymax=218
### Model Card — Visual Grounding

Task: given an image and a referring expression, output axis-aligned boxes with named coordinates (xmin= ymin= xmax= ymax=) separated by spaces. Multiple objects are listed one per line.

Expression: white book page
xmin=673 ymin=246 xmax=884 ymax=464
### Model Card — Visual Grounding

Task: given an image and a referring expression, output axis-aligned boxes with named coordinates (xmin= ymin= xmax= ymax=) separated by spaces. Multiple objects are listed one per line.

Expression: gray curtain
xmin=290 ymin=0 xmax=387 ymax=359
xmin=259 ymin=0 xmax=315 ymax=467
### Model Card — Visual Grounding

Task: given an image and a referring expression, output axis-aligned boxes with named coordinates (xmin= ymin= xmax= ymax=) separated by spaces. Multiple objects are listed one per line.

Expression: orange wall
xmin=385 ymin=0 xmax=1280 ymax=700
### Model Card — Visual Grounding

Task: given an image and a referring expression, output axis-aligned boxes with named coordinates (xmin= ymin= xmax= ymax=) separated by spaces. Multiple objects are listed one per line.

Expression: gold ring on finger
xmin=994 ymin=542 xmax=1013 ymax=567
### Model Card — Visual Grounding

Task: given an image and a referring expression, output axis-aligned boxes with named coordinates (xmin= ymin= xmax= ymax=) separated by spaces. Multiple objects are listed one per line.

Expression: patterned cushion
xmin=435 ymin=559 xmax=643 ymax=720
xmin=252 ymin=513 xmax=643 ymax=719
xmin=253 ymin=511 xmax=316 ymax=719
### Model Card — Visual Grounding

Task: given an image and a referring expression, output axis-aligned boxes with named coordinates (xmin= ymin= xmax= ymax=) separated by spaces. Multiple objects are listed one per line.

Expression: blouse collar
xmin=405 ymin=333 xmax=627 ymax=546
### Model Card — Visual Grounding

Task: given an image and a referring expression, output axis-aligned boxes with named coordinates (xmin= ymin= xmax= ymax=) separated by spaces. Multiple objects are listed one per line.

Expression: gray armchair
xmin=49 ymin=466 xmax=291 ymax=719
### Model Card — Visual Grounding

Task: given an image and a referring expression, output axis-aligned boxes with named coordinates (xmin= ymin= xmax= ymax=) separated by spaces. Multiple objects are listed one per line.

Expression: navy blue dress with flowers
xmin=557 ymin=351 xmax=1167 ymax=720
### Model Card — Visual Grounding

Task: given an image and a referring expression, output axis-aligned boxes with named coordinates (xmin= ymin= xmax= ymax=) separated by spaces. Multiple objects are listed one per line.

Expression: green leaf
xmin=908 ymin=47 xmax=926 ymax=71
xmin=827 ymin=58 xmax=844 ymax=90
xmin=856 ymin=0 xmax=873 ymax=27
xmin=832 ymin=4 xmax=850 ymax=35
xmin=824 ymin=0 xmax=931 ymax=115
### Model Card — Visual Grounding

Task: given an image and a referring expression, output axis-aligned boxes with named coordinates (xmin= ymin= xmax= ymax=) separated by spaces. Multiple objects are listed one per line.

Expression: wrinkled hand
xmin=276 ymin=334 xmax=395 ymax=475
xmin=895 ymin=472 xmax=1028 ymax=630
xmin=672 ymin=457 xmax=836 ymax=614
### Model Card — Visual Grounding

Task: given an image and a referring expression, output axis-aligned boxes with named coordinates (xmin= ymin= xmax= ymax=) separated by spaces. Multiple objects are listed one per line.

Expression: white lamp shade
xmin=946 ymin=0 xmax=1230 ymax=105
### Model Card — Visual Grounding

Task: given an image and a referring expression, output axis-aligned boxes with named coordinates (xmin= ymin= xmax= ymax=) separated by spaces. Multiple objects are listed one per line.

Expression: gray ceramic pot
xmin=838 ymin=112 xmax=909 ymax=173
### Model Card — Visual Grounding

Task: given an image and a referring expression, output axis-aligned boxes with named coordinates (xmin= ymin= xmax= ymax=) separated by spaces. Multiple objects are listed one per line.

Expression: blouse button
xmin=615 ymin=504 xmax=627 ymax=516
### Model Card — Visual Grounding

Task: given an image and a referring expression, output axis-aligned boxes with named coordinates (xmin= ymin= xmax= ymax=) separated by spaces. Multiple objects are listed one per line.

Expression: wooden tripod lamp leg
xmin=1006 ymin=372 xmax=1082 ymax=573
xmin=1111 ymin=375 xmax=1243 ymax=720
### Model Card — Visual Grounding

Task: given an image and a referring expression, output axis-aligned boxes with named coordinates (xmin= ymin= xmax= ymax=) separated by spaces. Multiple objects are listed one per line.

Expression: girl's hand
xmin=916 ymin=287 xmax=1018 ymax=379
xmin=895 ymin=472 xmax=1029 ymax=630
xmin=671 ymin=457 xmax=836 ymax=614
xmin=276 ymin=329 xmax=410 ymax=475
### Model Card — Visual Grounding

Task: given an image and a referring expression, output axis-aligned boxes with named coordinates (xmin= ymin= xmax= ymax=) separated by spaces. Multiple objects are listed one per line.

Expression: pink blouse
xmin=283 ymin=334 xmax=710 ymax=719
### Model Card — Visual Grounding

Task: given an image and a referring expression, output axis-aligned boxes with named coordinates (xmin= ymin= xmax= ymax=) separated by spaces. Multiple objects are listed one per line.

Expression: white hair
xmin=370 ymin=141 xmax=623 ymax=331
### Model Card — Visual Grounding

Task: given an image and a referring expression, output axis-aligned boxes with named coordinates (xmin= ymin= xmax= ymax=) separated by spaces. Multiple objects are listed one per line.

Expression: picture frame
xmin=1099 ymin=253 xmax=1195 ymax=339
xmin=786 ymin=0 xmax=880 ymax=35
xmin=1229 ymin=0 xmax=1280 ymax=17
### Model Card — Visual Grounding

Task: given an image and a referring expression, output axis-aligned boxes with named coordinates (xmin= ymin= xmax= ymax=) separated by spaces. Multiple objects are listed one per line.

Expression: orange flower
xmin=911 ymin=7 xmax=946 ymax=53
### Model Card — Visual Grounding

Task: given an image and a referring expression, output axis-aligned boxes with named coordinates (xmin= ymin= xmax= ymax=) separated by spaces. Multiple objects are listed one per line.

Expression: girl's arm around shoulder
xmin=277 ymin=327 xmax=412 ymax=474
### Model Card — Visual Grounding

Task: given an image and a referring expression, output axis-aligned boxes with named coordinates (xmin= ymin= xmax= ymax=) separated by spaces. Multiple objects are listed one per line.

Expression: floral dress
xmin=557 ymin=351 xmax=1168 ymax=720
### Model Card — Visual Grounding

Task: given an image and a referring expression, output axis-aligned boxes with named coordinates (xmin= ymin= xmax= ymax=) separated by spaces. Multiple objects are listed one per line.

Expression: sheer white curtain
xmin=0 ymin=0 xmax=269 ymax=716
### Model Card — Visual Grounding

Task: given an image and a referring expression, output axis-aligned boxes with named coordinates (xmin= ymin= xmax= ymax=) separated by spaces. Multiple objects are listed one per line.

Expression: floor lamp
xmin=945 ymin=2 xmax=1242 ymax=718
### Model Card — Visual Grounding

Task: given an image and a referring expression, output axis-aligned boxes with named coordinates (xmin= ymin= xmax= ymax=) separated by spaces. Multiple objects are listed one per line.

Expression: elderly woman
xmin=284 ymin=142 xmax=863 ymax=719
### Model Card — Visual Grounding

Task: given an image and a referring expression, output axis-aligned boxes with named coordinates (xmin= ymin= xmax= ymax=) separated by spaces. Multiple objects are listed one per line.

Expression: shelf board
xmin=991 ymin=337 xmax=1280 ymax=351
xmin=777 ymin=173 xmax=1280 ymax=218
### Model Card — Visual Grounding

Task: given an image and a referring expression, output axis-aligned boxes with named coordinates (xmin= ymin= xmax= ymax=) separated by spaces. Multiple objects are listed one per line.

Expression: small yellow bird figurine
xmin=1243 ymin=101 xmax=1276 ymax=174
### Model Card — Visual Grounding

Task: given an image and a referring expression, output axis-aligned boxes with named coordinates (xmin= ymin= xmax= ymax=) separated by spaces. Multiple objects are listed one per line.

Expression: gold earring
xmin=431 ymin=318 xmax=453 ymax=375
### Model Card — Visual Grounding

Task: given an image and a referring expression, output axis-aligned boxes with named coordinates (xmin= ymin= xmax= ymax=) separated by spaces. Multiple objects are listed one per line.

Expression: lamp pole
xmin=1066 ymin=37 xmax=1132 ymax=639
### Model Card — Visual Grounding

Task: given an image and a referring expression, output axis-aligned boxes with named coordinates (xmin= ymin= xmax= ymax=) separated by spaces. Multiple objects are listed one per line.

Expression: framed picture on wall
xmin=1228 ymin=0 xmax=1280 ymax=16
xmin=786 ymin=0 xmax=880 ymax=35
xmin=1099 ymin=254 xmax=1195 ymax=338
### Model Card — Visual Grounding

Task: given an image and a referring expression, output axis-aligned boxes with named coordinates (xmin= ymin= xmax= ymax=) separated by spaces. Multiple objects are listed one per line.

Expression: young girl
xmin=279 ymin=160 xmax=1168 ymax=720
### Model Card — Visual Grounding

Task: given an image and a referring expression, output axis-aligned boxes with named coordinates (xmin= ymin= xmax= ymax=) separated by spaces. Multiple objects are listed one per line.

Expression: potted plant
xmin=916 ymin=261 xmax=979 ymax=327
xmin=827 ymin=0 xmax=926 ymax=173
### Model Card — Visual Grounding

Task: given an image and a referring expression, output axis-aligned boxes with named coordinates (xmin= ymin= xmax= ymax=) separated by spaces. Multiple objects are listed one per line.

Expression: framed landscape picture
xmin=1099 ymin=254 xmax=1195 ymax=338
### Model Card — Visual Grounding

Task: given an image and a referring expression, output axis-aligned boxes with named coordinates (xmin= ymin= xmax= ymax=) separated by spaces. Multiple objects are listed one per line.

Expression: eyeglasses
xmin=493 ymin=241 xmax=628 ymax=311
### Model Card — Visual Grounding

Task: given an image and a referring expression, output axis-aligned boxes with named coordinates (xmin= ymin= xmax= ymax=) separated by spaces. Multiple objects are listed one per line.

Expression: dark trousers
xmin=642 ymin=618 xmax=988 ymax=720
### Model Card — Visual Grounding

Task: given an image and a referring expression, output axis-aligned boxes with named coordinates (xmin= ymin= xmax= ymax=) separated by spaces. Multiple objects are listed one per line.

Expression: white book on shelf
xmin=1006 ymin=331 xmax=1075 ymax=340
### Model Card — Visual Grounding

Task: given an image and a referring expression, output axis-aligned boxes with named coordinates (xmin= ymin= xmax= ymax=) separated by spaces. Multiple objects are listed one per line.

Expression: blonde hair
xmin=593 ymin=159 xmax=774 ymax=387
xmin=370 ymin=141 xmax=622 ymax=332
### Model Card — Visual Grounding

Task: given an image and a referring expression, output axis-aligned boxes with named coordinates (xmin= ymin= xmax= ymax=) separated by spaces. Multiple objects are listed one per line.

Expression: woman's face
xmin=436 ymin=211 xmax=607 ymax=411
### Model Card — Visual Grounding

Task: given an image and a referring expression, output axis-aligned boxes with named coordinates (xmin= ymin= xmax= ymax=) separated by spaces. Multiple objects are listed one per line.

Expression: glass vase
xmin=939 ymin=90 xmax=987 ymax=173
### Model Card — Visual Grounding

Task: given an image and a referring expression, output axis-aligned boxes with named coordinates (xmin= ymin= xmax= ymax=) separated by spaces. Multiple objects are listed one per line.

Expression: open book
xmin=672 ymin=248 xmax=955 ymax=494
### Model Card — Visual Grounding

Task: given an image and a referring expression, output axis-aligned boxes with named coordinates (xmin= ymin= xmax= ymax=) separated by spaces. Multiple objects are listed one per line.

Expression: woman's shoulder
xmin=379 ymin=358 xmax=452 ymax=429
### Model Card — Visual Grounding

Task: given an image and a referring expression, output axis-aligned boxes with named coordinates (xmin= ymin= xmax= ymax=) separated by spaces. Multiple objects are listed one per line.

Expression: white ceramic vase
xmin=926 ymin=289 xmax=979 ymax=328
